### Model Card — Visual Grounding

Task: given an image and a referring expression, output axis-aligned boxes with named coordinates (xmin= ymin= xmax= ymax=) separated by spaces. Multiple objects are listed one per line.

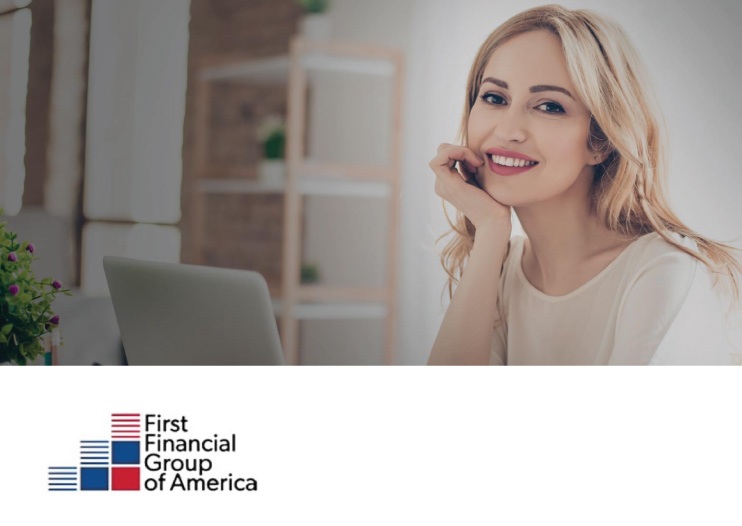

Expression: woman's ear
xmin=589 ymin=150 xmax=608 ymax=165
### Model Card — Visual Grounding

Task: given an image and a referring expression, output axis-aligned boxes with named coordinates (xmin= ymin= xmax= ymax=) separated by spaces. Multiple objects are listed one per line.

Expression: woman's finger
xmin=443 ymin=146 xmax=481 ymax=168
xmin=432 ymin=147 xmax=482 ymax=175
xmin=455 ymin=158 xmax=482 ymax=185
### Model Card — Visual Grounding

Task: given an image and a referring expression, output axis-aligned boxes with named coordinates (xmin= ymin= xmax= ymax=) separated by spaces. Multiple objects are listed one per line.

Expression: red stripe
xmin=112 ymin=425 xmax=139 ymax=427
xmin=111 ymin=413 xmax=140 ymax=416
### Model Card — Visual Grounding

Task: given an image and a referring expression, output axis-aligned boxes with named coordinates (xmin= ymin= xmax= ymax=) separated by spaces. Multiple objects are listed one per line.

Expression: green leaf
xmin=0 ymin=333 xmax=7 ymax=343
xmin=1 ymin=324 xmax=12 ymax=335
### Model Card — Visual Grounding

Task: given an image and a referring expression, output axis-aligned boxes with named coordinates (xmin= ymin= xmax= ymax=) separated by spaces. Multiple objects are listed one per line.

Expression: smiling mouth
xmin=486 ymin=154 xmax=539 ymax=167
xmin=486 ymin=154 xmax=540 ymax=176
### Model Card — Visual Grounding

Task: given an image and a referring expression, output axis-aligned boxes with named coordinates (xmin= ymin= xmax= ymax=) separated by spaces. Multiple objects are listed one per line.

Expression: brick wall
xmin=207 ymin=82 xmax=287 ymax=177
xmin=181 ymin=0 xmax=304 ymax=294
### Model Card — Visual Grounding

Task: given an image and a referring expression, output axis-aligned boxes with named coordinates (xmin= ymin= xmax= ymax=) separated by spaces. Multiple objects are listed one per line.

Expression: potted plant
xmin=0 ymin=209 xmax=71 ymax=365
xmin=296 ymin=0 xmax=331 ymax=41
xmin=256 ymin=113 xmax=286 ymax=184
xmin=300 ymin=262 xmax=321 ymax=284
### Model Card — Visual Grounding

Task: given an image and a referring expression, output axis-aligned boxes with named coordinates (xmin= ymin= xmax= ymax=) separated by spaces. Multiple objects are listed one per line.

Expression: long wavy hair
xmin=436 ymin=4 xmax=742 ymax=329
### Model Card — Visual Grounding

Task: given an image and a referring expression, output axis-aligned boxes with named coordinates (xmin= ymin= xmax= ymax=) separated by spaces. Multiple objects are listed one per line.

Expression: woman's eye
xmin=480 ymin=93 xmax=505 ymax=105
xmin=535 ymin=102 xmax=565 ymax=114
xmin=479 ymin=93 xmax=565 ymax=115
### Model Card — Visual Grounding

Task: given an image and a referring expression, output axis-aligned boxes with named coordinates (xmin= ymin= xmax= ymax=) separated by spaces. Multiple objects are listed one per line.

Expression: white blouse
xmin=489 ymin=232 xmax=740 ymax=365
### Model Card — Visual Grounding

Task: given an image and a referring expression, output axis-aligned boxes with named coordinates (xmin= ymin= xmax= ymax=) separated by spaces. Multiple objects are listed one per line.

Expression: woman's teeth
xmin=489 ymin=155 xmax=537 ymax=167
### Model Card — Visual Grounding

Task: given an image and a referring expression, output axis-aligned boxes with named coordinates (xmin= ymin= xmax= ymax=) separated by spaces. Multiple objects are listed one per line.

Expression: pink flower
xmin=52 ymin=280 xmax=62 ymax=290
xmin=8 ymin=284 xmax=19 ymax=296
xmin=26 ymin=243 xmax=35 ymax=253
xmin=49 ymin=315 xmax=60 ymax=325
xmin=8 ymin=252 xmax=17 ymax=262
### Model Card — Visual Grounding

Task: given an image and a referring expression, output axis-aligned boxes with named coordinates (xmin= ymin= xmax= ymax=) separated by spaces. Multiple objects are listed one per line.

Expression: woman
xmin=427 ymin=4 xmax=742 ymax=365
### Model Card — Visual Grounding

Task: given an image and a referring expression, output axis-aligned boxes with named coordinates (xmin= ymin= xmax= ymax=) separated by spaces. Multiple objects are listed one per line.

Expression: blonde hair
xmin=436 ymin=4 xmax=742 ymax=330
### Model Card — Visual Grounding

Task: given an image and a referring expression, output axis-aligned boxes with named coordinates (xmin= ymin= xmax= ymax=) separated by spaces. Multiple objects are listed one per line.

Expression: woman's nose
xmin=492 ymin=106 xmax=528 ymax=144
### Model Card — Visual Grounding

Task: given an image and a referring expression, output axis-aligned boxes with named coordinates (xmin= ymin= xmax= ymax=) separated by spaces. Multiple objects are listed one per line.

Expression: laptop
xmin=103 ymin=256 xmax=285 ymax=365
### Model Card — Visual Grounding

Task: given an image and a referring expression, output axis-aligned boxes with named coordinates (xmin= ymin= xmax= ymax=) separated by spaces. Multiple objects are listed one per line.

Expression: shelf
xmin=301 ymin=160 xmax=393 ymax=180
xmin=295 ymin=285 xmax=389 ymax=302
xmin=268 ymin=285 xmax=389 ymax=302
xmin=271 ymin=298 xmax=387 ymax=320
xmin=199 ymin=55 xmax=290 ymax=84
xmin=198 ymin=177 xmax=390 ymax=198
xmin=269 ymin=285 xmax=390 ymax=319
xmin=198 ymin=52 xmax=395 ymax=84
xmin=199 ymin=178 xmax=283 ymax=194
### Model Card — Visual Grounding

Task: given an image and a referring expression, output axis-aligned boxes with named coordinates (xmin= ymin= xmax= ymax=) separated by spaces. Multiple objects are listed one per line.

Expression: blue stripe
xmin=48 ymin=477 xmax=77 ymax=480
xmin=48 ymin=466 xmax=76 ymax=469
xmin=80 ymin=440 xmax=108 ymax=443
xmin=49 ymin=488 xmax=77 ymax=491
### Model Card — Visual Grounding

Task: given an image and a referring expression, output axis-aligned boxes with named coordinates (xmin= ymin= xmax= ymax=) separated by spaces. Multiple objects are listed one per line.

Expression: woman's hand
xmin=429 ymin=143 xmax=512 ymax=231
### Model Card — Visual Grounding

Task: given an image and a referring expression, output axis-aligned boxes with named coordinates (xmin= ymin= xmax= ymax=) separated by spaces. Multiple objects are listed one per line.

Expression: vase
xmin=299 ymin=13 xmax=331 ymax=41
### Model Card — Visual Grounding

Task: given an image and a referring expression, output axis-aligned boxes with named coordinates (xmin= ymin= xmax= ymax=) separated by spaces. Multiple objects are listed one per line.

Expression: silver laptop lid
xmin=103 ymin=256 xmax=285 ymax=365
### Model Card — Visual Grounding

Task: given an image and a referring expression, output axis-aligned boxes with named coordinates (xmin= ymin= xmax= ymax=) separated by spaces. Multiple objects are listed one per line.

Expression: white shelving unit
xmin=199 ymin=163 xmax=391 ymax=198
xmin=192 ymin=37 xmax=405 ymax=365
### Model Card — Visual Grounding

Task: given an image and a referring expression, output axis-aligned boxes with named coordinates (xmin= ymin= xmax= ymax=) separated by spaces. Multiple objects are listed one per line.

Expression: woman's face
xmin=468 ymin=30 xmax=602 ymax=206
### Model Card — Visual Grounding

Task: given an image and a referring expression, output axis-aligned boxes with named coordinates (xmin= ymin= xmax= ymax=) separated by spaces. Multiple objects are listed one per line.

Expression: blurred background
xmin=1 ymin=0 xmax=741 ymax=365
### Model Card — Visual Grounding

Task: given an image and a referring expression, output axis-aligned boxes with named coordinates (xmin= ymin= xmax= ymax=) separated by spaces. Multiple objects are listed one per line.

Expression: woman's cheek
xmin=545 ymin=128 xmax=586 ymax=165
xmin=468 ymin=110 xmax=496 ymax=139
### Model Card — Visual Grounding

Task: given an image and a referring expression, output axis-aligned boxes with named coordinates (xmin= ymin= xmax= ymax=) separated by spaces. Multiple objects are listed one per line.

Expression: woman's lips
xmin=487 ymin=155 xmax=539 ymax=176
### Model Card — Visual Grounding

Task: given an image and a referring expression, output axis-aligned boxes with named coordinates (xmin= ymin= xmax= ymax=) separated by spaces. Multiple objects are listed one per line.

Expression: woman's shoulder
xmin=620 ymin=231 xmax=701 ymax=307
xmin=634 ymin=230 xmax=699 ymax=258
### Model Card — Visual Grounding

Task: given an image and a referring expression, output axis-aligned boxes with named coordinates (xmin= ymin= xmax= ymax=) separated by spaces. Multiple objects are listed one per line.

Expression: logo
xmin=47 ymin=412 xmax=257 ymax=492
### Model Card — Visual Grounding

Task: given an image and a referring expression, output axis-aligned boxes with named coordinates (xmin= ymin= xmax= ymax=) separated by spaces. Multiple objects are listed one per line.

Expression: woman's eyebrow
xmin=481 ymin=77 xmax=575 ymax=101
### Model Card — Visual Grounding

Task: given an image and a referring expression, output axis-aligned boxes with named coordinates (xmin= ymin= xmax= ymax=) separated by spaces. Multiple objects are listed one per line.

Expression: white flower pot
xmin=258 ymin=159 xmax=285 ymax=185
xmin=299 ymin=13 xmax=331 ymax=41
